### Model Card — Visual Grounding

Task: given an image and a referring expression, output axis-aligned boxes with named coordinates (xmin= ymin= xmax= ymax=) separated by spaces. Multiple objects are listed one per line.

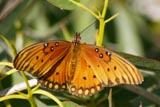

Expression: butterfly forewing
xmin=38 ymin=49 xmax=73 ymax=91
xmin=14 ymin=40 xmax=71 ymax=77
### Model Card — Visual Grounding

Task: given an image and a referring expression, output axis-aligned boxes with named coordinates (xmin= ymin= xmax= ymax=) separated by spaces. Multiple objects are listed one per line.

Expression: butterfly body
xmin=14 ymin=33 xmax=143 ymax=97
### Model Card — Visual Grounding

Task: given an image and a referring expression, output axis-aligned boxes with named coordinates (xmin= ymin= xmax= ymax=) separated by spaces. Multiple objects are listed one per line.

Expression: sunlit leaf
xmin=47 ymin=0 xmax=80 ymax=10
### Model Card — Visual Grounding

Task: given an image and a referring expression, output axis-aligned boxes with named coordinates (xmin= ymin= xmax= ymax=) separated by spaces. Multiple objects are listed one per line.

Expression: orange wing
xmin=14 ymin=40 xmax=71 ymax=78
xmin=81 ymin=44 xmax=143 ymax=86
xmin=38 ymin=48 xmax=73 ymax=91
xmin=68 ymin=52 xmax=104 ymax=96
xmin=68 ymin=43 xmax=143 ymax=96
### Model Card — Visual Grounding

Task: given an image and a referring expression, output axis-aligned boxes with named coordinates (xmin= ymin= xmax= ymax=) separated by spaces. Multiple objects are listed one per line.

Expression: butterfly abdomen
xmin=67 ymin=42 xmax=81 ymax=80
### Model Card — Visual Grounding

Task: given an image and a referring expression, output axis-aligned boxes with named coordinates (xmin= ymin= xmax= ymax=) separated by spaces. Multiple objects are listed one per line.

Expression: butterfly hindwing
xmin=69 ymin=52 xmax=104 ymax=96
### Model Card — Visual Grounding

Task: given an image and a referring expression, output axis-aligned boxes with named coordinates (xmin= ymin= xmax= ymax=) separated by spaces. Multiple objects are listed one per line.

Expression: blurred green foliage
xmin=0 ymin=0 xmax=160 ymax=107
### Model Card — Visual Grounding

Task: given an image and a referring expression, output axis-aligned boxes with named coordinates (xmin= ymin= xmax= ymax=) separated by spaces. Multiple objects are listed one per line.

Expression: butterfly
xmin=13 ymin=33 xmax=143 ymax=97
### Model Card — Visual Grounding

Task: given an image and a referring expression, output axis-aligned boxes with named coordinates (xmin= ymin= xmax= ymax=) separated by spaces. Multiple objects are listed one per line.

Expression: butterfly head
xmin=72 ymin=32 xmax=81 ymax=46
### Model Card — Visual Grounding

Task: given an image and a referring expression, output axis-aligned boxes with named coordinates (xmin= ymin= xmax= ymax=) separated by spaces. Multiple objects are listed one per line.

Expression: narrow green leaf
xmin=0 ymin=69 xmax=17 ymax=81
xmin=0 ymin=94 xmax=26 ymax=102
xmin=47 ymin=0 xmax=80 ymax=10
xmin=33 ymin=89 xmax=64 ymax=107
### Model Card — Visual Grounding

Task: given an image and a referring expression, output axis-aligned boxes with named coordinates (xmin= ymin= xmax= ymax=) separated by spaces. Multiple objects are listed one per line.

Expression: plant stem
xmin=28 ymin=96 xmax=37 ymax=107
xmin=96 ymin=18 xmax=105 ymax=46
xmin=108 ymin=88 xmax=112 ymax=107
xmin=102 ymin=0 xmax=108 ymax=18
xmin=20 ymin=71 xmax=37 ymax=107
xmin=69 ymin=0 xmax=99 ymax=19
xmin=96 ymin=0 xmax=108 ymax=46
xmin=105 ymin=13 xmax=119 ymax=24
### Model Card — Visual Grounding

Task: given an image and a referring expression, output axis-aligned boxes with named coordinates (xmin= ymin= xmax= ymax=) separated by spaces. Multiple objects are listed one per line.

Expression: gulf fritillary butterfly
xmin=13 ymin=33 xmax=143 ymax=97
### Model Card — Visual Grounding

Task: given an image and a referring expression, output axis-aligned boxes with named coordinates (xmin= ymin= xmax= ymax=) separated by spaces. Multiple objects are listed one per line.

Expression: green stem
xmin=105 ymin=13 xmax=119 ymax=24
xmin=108 ymin=88 xmax=112 ymax=107
xmin=20 ymin=71 xmax=37 ymax=107
xmin=68 ymin=0 xmax=99 ymax=19
xmin=28 ymin=97 xmax=37 ymax=107
xmin=20 ymin=71 xmax=31 ymax=93
xmin=96 ymin=19 xmax=105 ymax=46
xmin=96 ymin=0 xmax=108 ymax=46
xmin=102 ymin=0 xmax=108 ymax=17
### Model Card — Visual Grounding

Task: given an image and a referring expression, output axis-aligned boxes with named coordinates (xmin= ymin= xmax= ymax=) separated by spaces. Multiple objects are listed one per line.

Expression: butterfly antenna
xmin=80 ymin=20 xmax=97 ymax=35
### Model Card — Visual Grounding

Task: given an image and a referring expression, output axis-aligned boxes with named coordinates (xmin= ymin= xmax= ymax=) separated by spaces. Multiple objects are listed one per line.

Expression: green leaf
xmin=33 ymin=89 xmax=64 ymax=107
xmin=63 ymin=101 xmax=81 ymax=107
xmin=47 ymin=0 xmax=80 ymax=10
